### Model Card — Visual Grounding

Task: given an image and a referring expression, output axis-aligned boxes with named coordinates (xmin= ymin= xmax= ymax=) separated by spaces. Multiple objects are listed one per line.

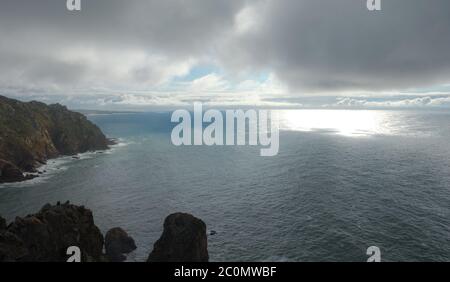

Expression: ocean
xmin=0 ymin=109 xmax=449 ymax=262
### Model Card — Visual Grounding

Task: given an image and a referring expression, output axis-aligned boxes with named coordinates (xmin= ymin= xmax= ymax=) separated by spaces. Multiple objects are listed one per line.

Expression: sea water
xmin=0 ymin=109 xmax=449 ymax=262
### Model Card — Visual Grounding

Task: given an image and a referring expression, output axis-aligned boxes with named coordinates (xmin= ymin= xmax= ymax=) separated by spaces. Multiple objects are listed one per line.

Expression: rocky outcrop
xmin=105 ymin=227 xmax=137 ymax=262
xmin=147 ymin=213 xmax=209 ymax=262
xmin=1 ymin=202 xmax=105 ymax=262
xmin=0 ymin=95 xmax=112 ymax=183
xmin=1 ymin=206 xmax=208 ymax=262
xmin=0 ymin=202 xmax=134 ymax=262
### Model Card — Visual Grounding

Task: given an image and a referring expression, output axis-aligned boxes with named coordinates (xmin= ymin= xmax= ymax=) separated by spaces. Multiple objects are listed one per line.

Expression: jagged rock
xmin=3 ymin=202 xmax=104 ymax=262
xmin=1 ymin=205 xmax=211 ymax=262
xmin=147 ymin=213 xmax=209 ymax=262
xmin=0 ymin=95 xmax=111 ymax=183
xmin=105 ymin=227 xmax=137 ymax=262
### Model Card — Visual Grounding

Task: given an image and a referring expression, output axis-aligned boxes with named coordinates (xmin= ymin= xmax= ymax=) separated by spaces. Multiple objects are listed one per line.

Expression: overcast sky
xmin=1 ymin=0 xmax=450 ymax=109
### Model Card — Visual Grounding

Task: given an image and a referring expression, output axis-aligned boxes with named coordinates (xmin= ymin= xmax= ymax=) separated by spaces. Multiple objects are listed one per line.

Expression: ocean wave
xmin=103 ymin=139 xmax=132 ymax=154
xmin=0 ymin=139 xmax=130 ymax=189
xmin=0 ymin=156 xmax=73 ymax=188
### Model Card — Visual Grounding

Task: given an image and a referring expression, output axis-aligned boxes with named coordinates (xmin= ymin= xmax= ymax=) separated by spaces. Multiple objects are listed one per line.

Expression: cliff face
xmin=0 ymin=95 xmax=110 ymax=183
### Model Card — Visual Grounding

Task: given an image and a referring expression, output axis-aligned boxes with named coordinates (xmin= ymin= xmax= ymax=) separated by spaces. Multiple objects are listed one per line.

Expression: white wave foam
xmin=104 ymin=139 xmax=132 ymax=154
xmin=0 ymin=138 xmax=130 ymax=189
xmin=0 ymin=156 xmax=73 ymax=188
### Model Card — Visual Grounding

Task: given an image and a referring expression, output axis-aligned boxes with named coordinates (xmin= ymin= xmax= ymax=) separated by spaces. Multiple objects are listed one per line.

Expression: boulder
xmin=147 ymin=213 xmax=209 ymax=262
xmin=105 ymin=227 xmax=137 ymax=262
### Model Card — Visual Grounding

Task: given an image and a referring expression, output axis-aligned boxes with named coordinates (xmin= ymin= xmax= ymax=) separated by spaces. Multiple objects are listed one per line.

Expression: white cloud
xmin=188 ymin=74 xmax=229 ymax=93
xmin=334 ymin=96 xmax=450 ymax=108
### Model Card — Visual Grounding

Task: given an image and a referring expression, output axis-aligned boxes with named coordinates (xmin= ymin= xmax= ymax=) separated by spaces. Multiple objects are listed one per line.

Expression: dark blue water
xmin=0 ymin=110 xmax=449 ymax=262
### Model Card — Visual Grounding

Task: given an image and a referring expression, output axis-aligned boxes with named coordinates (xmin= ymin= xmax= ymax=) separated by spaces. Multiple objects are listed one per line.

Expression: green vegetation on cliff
xmin=0 ymin=95 xmax=111 ymax=183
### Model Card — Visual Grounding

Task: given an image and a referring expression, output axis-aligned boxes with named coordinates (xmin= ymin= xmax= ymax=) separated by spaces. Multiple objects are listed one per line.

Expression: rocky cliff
xmin=0 ymin=95 xmax=111 ymax=183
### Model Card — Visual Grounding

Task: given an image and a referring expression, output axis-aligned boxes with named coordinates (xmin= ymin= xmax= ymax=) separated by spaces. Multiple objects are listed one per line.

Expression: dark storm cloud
xmin=1 ymin=0 xmax=450 ymax=100
xmin=0 ymin=0 xmax=243 ymax=55
xmin=223 ymin=0 xmax=450 ymax=92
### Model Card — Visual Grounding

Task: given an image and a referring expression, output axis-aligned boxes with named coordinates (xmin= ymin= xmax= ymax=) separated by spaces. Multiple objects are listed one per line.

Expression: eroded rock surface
xmin=105 ymin=227 xmax=137 ymax=262
xmin=0 ymin=202 xmax=105 ymax=262
xmin=147 ymin=213 xmax=209 ymax=262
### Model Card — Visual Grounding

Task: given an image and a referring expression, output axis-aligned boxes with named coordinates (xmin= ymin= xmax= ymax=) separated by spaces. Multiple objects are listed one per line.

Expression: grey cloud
xmin=334 ymin=95 xmax=450 ymax=108
xmin=222 ymin=0 xmax=450 ymax=92
xmin=1 ymin=0 xmax=450 ymax=104
xmin=0 ymin=0 xmax=244 ymax=56
xmin=0 ymin=0 xmax=247 ymax=91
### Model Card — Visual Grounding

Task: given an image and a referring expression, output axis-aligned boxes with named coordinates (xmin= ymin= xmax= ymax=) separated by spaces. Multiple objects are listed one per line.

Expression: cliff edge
xmin=0 ymin=95 xmax=111 ymax=183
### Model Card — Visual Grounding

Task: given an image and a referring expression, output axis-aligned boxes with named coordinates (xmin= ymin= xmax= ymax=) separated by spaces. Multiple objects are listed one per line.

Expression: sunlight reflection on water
xmin=277 ymin=110 xmax=397 ymax=137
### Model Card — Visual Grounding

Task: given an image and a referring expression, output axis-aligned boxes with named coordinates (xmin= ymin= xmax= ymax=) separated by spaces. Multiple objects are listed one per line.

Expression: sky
xmin=1 ymin=0 xmax=450 ymax=110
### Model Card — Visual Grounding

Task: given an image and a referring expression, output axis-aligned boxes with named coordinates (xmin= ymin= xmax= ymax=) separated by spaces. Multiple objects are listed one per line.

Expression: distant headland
xmin=0 ymin=95 xmax=115 ymax=183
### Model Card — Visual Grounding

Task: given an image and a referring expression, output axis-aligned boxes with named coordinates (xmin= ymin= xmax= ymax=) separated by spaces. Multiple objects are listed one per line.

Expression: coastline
xmin=0 ymin=138 xmax=122 ymax=187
